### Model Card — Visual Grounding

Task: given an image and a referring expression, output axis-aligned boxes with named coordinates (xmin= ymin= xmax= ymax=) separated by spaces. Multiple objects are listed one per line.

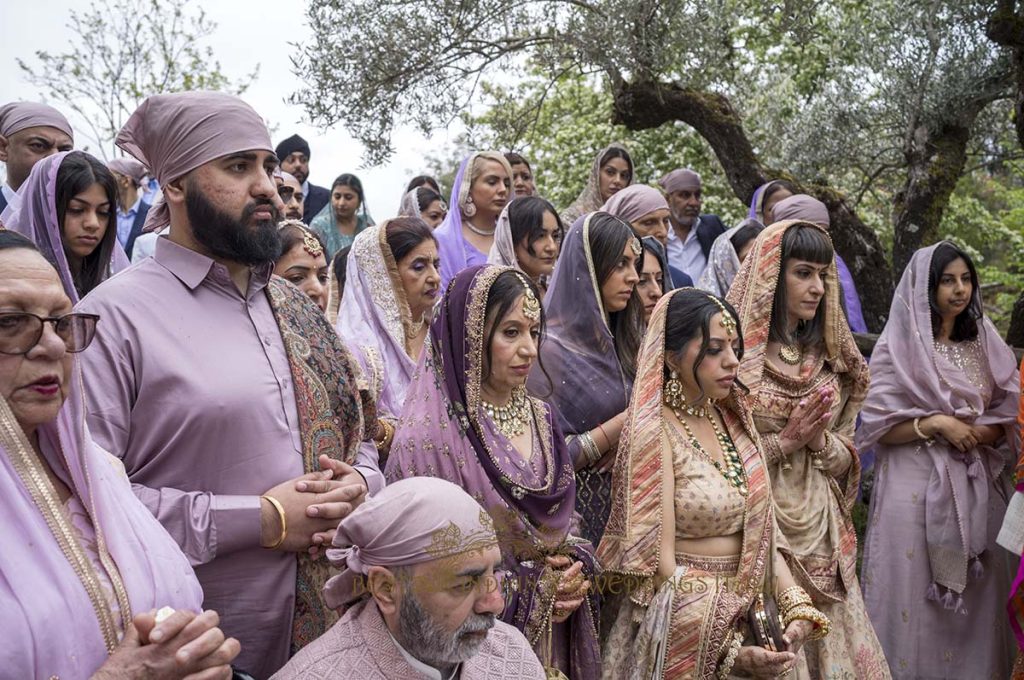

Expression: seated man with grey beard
xmin=272 ymin=477 xmax=546 ymax=680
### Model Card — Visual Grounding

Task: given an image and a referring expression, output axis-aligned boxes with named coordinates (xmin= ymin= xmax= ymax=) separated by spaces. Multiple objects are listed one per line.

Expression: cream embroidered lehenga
xmin=727 ymin=221 xmax=890 ymax=679
xmin=598 ymin=288 xmax=783 ymax=679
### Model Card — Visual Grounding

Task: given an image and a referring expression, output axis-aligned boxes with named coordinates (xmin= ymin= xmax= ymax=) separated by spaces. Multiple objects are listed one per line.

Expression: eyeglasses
xmin=0 ymin=312 xmax=100 ymax=356
xmin=278 ymin=187 xmax=303 ymax=203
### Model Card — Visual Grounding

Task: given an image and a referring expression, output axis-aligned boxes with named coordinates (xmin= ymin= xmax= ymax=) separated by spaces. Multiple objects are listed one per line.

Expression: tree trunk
xmin=890 ymin=122 xmax=973 ymax=275
xmin=987 ymin=0 xmax=1024 ymax=344
xmin=1007 ymin=290 xmax=1024 ymax=347
xmin=611 ymin=79 xmax=893 ymax=331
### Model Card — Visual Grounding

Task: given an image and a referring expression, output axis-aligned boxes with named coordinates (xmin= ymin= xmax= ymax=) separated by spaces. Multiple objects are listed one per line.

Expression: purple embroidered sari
xmin=386 ymin=264 xmax=601 ymax=677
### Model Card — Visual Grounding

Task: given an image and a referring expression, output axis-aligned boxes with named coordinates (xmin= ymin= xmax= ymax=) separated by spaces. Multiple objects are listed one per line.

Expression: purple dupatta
xmin=386 ymin=264 xmax=601 ymax=675
xmin=336 ymin=223 xmax=420 ymax=421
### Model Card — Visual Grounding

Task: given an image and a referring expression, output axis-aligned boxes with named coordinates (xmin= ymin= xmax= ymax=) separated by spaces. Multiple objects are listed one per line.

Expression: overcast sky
xmin=1 ymin=0 xmax=448 ymax=216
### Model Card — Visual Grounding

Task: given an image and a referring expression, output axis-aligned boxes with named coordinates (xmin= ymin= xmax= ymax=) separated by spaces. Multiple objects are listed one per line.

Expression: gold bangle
xmin=777 ymin=586 xmax=814 ymax=616
xmin=783 ymin=605 xmax=831 ymax=640
xmin=261 ymin=494 xmax=287 ymax=550
xmin=581 ymin=432 xmax=602 ymax=466
xmin=374 ymin=419 xmax=394 ymax=453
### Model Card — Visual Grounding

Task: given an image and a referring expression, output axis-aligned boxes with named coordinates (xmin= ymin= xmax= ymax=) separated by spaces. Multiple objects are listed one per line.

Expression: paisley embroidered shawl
xmin=266 ymin=277 xmax=367 ymax=653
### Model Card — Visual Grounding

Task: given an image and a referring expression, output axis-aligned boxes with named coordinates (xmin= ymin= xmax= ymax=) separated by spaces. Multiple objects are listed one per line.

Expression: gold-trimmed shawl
xmin=597 ymin=287 xmax=775 ymax=677
xmin=725 ymin=220 xmax=869 ymax=600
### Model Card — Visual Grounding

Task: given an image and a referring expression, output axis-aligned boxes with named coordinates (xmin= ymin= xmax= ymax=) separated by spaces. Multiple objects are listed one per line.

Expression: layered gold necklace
xmin=671 ymin=406 xmax=748 ymax=496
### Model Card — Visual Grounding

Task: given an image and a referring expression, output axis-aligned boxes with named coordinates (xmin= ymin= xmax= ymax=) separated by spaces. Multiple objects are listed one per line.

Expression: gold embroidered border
xmin=0 ymin=381 xmax=125 ymax=653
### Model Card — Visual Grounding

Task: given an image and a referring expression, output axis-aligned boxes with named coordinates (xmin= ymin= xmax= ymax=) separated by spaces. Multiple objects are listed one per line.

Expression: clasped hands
xmin=778 ymin=386 xmax=834 ymax=458
xmin=916 ymin=414 xmax=991 ymax=452
xmin=91 ymin=609 xmax=239 ymax=680
xmin=260 ymin=454 xmax=367 ymax=557
xmin=545 ymin=554 xmax=590 ymax=624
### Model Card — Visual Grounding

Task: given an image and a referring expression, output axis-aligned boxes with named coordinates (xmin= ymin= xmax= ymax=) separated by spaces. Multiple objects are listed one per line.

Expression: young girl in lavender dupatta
xmin=858 ymin=242 xmax=1019 ymax=679
xmin=7 ymin=150 xmax=129 ymax=303
xmin=386 ymin=265 xmax=600 ymax=677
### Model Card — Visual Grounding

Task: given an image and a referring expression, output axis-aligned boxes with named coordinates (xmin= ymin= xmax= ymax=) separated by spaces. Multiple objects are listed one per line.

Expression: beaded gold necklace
xmin=671 ymin=406 xmax=748 ymax=496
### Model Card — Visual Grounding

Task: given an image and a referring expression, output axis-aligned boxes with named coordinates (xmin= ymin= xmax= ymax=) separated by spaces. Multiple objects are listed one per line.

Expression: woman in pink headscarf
xmin=0 ymin=231 xmax=237 ymax=679
xmin=8 ymin=151 xmax=130 ymax=303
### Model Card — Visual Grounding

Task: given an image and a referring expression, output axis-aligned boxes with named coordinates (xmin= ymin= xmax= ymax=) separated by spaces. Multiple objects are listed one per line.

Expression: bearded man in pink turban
xmin=273 ymin=477 xmax=546 ymax=680
xmin=76 ymin=91 xmax=379 ymax=678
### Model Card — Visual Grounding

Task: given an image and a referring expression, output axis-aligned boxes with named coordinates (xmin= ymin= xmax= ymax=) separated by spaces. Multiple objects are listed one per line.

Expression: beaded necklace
xmin=671 ymin=406 xmax=748 ymax=496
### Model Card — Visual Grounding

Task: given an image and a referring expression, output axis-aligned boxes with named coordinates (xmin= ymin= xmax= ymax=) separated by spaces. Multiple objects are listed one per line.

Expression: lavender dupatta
xmin=386 ymin=264 xmax=601 ymax=675
xmin=434 ymin=155 xmax=489 ymax=287
xmin=856 ymin=243 xmax=1019 ymax=601
xmin=7 ymin=152 xmax=130 ymax=303
xmin=336 ymin=223 xmax=420 ymax=421
xmin=0 ymin=362 xmax=203 ymax=678
xmin=528 ymin=214 xmax=632 ymax=435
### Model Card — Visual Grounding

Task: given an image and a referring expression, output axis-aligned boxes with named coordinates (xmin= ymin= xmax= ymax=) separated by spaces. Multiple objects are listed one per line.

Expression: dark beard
xmin=186 ymin=184 xmax=282 ymax=265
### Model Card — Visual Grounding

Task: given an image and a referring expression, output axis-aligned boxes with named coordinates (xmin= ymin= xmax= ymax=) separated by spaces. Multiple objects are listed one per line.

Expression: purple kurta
xmin=76 ymin=237 xmax=379 ymax=678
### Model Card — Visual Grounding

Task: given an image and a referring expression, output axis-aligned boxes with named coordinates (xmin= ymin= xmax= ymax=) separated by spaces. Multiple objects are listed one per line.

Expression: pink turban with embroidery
xmin=658 ymin=168 xmax=701 ymax=194
xmin=772 ymin=194 xmax=831 ymax=228
xmin=116 ymin=91 xmax=273 ymax=233
xmin=600 ymin=184 xmax=670 ymax=223
xmin=323 ymin=477 xmax=498 ymax=611
xmin=0 ymin=102 xmax=74 ymax=140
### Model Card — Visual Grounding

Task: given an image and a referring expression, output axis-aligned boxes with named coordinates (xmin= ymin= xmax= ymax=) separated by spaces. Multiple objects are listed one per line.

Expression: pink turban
xmin=600 ymin=184 xmax=670 ymax=224
xmin=658 ymin=168 xmax=701 ymax=195
xmin=0 ymin=102 xmax=74 ymax=141
xmin=107 ymin=157 xmax=148 ymax=185
xmin=323 ymin=477 xmax=498 ymax=611
xmin=772 ymin=194 xmax=831 ymax=228
xmin=116 ymin=91 xmax=273 ymax=233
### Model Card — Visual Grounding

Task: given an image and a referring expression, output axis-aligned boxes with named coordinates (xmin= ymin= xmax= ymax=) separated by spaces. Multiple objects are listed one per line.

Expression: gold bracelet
xmin=581 ymin=432 xmax=602 ymax=466
xmin=717 ymin=631 xmax=743 ymax=680
xmin=783 ymin=604 xmax=831 ymax=640
xmin=261 ymin=494 xmax=287 ymax=550
xmin=374 ymin=419 xmax=394 ymax=453
xmin=777 ymin=586 xmax=814 ymax=616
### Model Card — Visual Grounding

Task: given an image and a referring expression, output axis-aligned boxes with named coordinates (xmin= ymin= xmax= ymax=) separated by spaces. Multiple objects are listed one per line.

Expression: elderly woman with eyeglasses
xmin=0 ymin=231 xmax=239 ymax=679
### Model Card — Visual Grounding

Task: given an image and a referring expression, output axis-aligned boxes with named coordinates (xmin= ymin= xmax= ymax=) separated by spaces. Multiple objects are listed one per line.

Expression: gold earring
xmin=664 ymin=370 xmax=687 ymax=410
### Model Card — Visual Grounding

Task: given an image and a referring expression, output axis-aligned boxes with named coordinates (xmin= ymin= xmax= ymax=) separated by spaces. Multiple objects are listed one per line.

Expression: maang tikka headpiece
xmin=519 ymin=275 xmax=541 ymax=322
xmin=630 ymin=237 xmax=642 ymax=257
xmin=706 ymin=294 xmax=736 ymax=337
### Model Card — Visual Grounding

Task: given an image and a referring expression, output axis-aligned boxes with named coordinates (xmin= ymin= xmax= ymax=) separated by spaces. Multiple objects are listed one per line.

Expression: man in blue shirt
xmin=108 ymin=157 xmax=152 ymax=259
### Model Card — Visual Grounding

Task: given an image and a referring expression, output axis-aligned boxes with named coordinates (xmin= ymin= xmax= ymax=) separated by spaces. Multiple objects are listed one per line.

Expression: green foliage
xmin=17 ymin=0 xmax=258 ymax=158
xmin=461 ymin=75 xmax=747 ymax=222
xmin=940 ymin=167 xmax=1024 ymax=332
